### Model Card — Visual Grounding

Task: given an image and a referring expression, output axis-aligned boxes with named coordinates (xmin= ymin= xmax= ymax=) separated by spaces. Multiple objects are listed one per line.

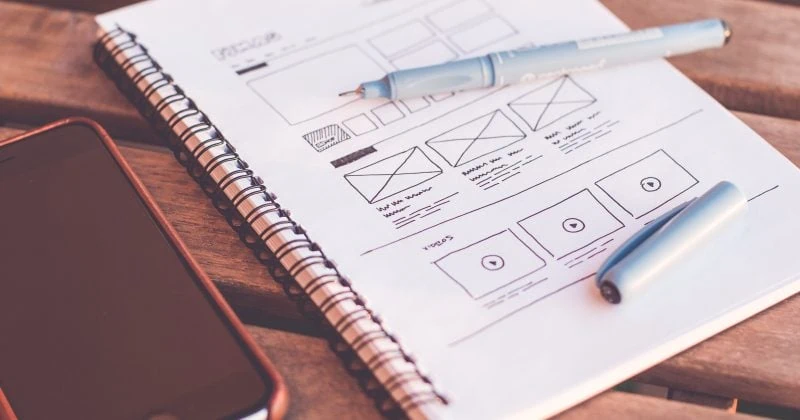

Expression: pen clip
xmin=595 ymin=198 xmax=695 ymax=285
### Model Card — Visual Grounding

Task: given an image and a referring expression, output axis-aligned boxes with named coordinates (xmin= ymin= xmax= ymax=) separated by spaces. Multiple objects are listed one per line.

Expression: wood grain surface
xmin=667 ymin=389 xmax=737 ymax=412
xmin=0 ymin=2 xmax=151 ymax=139
xmin=602 ymin=0 xmax=800 ymax=121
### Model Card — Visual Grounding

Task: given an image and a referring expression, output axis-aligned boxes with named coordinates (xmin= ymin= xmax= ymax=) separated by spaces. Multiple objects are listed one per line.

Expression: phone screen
xmin=0 ymin=124 xmax=272 ymax=419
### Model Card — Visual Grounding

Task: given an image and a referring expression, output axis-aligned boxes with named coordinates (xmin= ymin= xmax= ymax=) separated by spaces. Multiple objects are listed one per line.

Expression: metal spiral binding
xmin=94 ymin=26 xmax=447 ymax=418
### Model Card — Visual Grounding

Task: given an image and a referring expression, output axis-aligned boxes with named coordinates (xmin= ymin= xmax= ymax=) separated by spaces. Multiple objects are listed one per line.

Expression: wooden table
xmin=2 ymin=0 xmax=799 ymax=417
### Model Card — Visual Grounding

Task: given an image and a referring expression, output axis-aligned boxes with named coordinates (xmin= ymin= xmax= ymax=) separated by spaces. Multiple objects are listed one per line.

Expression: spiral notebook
xmin=95 ymin=0 xmax=800 ymax=418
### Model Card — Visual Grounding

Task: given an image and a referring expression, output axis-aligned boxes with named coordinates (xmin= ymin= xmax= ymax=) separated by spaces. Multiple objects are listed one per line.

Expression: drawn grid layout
xmin=362 ymin=109 xmax=705 ymax=256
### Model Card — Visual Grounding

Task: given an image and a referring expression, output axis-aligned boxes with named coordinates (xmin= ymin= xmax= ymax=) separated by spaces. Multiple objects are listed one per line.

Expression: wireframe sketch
xmin=368 ymin=20 xmax=435 ymax=58
xmin=371 ymin=102 xmax=405 ymax=125
xmin=430 ymin=92 xmax=456 ymax=102
xmin=434 ymin=230 xmax=545 ymax=299
xmin=391 ymin=40 xmax=459 ymax=70
xmin=517 ymin=189 xmax=624 ymax=258
xmin=343 ymin=114 xmax=378 ymax=136
xmin=302 ymin=124 xmax=352 ymax=152
xmin=426 ymin=109 xmax=526 ymax=167
xmin=595 ymin=149 xmax=699 ymax=218
xmin=344 ymin=147 xmax=442 ymax=204
xmin=508 ymin=76 xmax=597 ymax=132
xmin=426 ymin=0 xmax=492 ymax=32
xmin=400 ymin=96 xmax=431 ymax=113
xmin=247 ymin=45 xmax=386 ymax=125
xmin=448 ymin=16 xmax=518 ymax=53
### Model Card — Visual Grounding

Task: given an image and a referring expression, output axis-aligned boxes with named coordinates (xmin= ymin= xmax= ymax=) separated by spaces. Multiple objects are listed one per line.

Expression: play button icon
xmin=562 ymin=217 xmax=585 ymax=233
xmin=481 ymin=254 xmax=505 ymax=271
xmin=640 ymin=176 xmax=662 ymax=192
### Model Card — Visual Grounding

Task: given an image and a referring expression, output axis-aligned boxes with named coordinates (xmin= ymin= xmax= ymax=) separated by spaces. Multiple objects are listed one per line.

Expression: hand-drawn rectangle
xmin=426 ymin=109 xmax=526 ymax=167
xmin=368 ymin=20 xmax=435 ymax=58
xmin=302 ymin=124 xmax=351 ymax=152
xmin=344 ymin=147 xmax=442 ymax=203
xmin=517 ymin=189 xmax=624 ymax=259
xmin=448 ymin=16 xmax=518 ymax=53
xmin=427 ymin=0 xmax=492 ymax=32
xmin=343 ymin=114 xmax=378 ymax=136
xmin=595 ymin=149 xmax=699 ymax=218
xmin=400 ymin=96 xmax=431 ymax=113
xmin=371 ymin=102 xmax=405 ymax=125
xmin=508 ymin=76 xmax=596 ymax=132
xmin=434 ymin=230 xmax=545 ymax=299
xmin=430 ymin=92 xmax=455 ymax=102
xmin=390 ymin=40 xmax=458 ymax=70
xmin=247 ymin=45 xmax=386 ymax=125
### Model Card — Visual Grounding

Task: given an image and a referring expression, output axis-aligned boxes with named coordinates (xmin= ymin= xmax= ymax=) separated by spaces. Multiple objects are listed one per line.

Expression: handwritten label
xmin=211 ymin=31 xmax=281 ymax=61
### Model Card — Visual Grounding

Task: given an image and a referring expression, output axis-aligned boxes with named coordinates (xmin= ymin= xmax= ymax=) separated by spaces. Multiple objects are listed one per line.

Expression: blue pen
xmin=340 ymin=19 xmax=731 ymax=100
xmin=595 ymin=181 xmax=748 ymax=304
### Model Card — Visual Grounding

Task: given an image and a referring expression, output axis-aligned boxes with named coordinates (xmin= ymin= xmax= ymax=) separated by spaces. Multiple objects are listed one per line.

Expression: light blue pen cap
xmin=596 ymin=181 xmax=748 ymax=304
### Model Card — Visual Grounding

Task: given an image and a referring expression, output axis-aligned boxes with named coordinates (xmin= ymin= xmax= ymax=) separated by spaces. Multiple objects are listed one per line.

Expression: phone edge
xmin=0 ymin=118 xmax=290 ymax=420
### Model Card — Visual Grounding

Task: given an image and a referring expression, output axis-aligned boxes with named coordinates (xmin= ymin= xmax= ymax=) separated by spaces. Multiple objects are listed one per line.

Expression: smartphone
xmin=0 ymin=119 xmax=287 ymax=420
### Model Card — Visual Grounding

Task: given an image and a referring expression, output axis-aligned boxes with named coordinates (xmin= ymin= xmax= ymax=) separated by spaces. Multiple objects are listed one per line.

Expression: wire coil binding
xmin=94 ymin=26 xmax=447 ymax=418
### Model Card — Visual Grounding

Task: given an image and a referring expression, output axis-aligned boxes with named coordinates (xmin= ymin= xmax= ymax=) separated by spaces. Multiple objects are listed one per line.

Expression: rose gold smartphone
xmin=0 ymin=119 xmax=287 ymax=420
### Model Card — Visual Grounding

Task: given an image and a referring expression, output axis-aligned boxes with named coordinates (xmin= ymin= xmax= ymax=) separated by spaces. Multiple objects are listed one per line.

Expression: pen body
xmin=490 ymin=18 xmax=727 ymax=86
xmin=371 ymin=19 xmax=728 ymax=99
xmin=599 ymin=181 xmax=748 ymax=303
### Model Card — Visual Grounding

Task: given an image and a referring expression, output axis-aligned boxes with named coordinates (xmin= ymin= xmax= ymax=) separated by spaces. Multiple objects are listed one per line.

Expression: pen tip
xmin=338 ymin=86 xmax=364 ymax=98
xmin=720 ymin=19 xmax=732 ymax=45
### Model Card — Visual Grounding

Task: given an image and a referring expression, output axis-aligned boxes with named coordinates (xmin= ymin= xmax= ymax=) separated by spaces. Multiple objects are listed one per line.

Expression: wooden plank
xmin=667 ymin=389 xmax=737 ymax=412
xmin=640 ymin=294 xmax=800 ymax=409
xmin=556 ymin=391 xmax=758 ymax=420
xmin=3 ymin=0 xmax=800 ymax=134
xmin=244 ymin=326 xmax=381 ymax=419
xmin=250 ymin=326 xmax=762 ymax=420
xmin=602 ymin=0 xmax=800 ymax=121
xmin=0 ymin=2 xmax=151 ymax=140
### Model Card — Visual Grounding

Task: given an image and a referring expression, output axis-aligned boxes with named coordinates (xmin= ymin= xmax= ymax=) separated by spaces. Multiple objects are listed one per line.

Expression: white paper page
xmin=98 ymin=0 xmax=800 ymax=417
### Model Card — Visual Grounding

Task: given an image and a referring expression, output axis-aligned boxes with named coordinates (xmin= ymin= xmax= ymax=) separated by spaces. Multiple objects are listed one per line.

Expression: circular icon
xmin=481 ymin=254 xmax=505 ymax=271
xmin=562 ymin=217 xmax=585 ymax=233
xmin=640 ymin=176 xmax=662 ymax=192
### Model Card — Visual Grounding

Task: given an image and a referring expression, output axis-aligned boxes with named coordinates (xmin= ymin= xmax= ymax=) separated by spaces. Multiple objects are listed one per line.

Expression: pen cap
xmin=599 ymin=181 xmax=748 ymax=304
